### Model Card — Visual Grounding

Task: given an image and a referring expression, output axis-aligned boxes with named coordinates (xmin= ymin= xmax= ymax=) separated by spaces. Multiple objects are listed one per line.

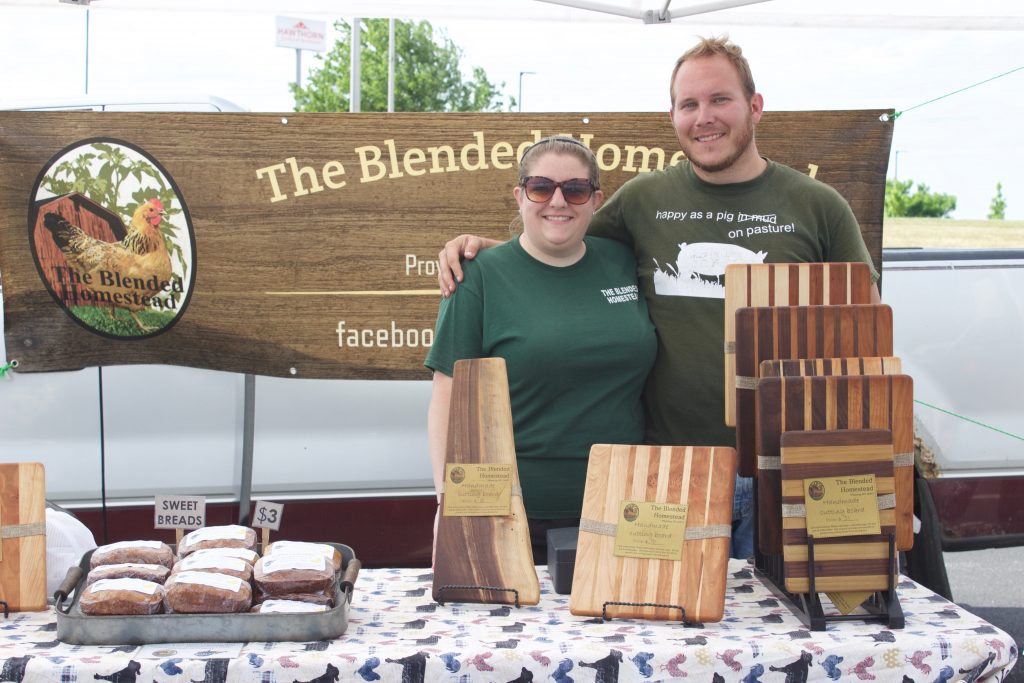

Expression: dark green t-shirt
xmin=425 ymin=235 xmax=657 ymax=519
xmin=588 ymin=159 xmax=877 ymax=448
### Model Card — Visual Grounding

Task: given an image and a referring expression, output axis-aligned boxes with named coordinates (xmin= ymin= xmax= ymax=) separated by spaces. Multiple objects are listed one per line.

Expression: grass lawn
xmin=883 ymin=217 xmax=1024 ymax=248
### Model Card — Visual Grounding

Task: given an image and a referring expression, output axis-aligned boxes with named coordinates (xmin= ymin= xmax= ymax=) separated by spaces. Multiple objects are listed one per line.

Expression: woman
xmin=425 ymin=136 xmax=656 ymax=562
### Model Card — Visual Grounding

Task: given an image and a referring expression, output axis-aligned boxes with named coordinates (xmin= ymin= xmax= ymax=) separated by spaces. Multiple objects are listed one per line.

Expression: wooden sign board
xmin=756 ymin=375 xmax=914 ymax=554
xmin=734 ymin=304 xmax=894 ymax=475
xmin=432 ymin=358 xmax=538 ymax=606
xmin=723 ymin=262 xmax=873 ymax=427
xmin=0 ymin=111 xmax=892 ymax=378
xmin=780 ymin=429 xmax=896 ymax=594
xmin=570 ymin=444 xmax=737 ymax=622
xmin=0 ymin=462 xmax=47 ymax=612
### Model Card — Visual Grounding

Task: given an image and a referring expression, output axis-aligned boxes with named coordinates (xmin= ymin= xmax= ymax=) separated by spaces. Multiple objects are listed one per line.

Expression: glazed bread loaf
xmin=178 ymin=525 xmax=257 ymax=557
xmin=90 ymin=541 xmax=175 ymax=569
xmin=164 ymin=570 xmax=252 ymax=613
xmin=86 ymin=563 xmax=171 ymax=585
xmin=80 ymin=578 xmax=165 ymax=615
xmin=254 ymin=553 xmax=334 ymax=596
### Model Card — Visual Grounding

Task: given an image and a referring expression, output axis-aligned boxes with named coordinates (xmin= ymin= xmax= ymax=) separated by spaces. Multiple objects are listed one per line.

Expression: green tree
xmin=885 ymin=178 xmax=957 ymax=218
xmin=988 ymin=182 xmax=1007 ymax=220
xmin=292 ymin=19 xmax=510 ymax=112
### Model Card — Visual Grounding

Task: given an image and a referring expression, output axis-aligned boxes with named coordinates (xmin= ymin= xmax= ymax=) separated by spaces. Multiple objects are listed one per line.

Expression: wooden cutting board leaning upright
xmin=0 ymin=462 xmax=47 ymax=612
xmin=570 ymin=444 xmax=737 ymax=622
xmin=780 ymin=429 xmax=897 ymax=594
xmin=432 ymin=358 xmax=539 ymax=606
xmin=756 ymin=375 xmax=914 ymax=555
xmin=733 ymin=303 xmax=894 ymax=476
xmin=723 ymin=262 xmax=873 ymax=428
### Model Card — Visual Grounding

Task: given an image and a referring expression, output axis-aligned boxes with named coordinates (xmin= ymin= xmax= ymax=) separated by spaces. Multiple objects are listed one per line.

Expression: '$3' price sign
xmin=253 ymin=500 xmax=284 ymax=531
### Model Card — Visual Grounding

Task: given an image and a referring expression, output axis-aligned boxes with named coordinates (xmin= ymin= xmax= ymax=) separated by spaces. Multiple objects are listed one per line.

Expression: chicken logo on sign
xmin=27 ymin=139 xmax=195 ymax=339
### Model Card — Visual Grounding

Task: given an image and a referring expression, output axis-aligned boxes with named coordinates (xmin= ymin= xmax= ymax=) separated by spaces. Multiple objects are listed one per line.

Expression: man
xmin=438 ymin=36 xmax=879 ymax=559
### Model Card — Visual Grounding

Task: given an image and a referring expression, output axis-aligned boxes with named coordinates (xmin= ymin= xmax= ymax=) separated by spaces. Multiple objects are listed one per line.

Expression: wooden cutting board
xmin=723 ymin=262 xmax=873 ymax=428
xmin=756 ymin=375 xmax=914 ymax=554
xmin=432 ymin=358 xmax=539 ymax=606
xmin=569 ymin=444 xmax=736 ymax=622
xmin=734 ymin=303 xmax=893 ymax=476
xmin=0 ymin=462 xmax=47 ymax=612
xmin=780 ymin=429 xmax=897 ymax=594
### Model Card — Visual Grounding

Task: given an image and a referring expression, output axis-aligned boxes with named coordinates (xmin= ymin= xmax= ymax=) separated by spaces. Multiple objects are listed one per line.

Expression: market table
xmin=0 ymin=561 xmax=1016 ymax=683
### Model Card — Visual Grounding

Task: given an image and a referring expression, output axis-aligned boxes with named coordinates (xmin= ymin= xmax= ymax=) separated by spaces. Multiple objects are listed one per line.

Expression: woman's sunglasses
xmin=520 ymin=176 xmax=597 ymax=205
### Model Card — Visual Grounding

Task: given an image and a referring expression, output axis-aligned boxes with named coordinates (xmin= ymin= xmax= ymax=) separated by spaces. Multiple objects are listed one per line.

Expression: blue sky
xmin=1 ymin=1 xmax=1022 ymax=221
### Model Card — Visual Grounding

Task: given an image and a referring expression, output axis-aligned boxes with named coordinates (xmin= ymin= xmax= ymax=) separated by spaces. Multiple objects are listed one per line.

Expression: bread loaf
xmin=164 ymin=570 xmax=252 ymax=613
xmin=80 ymin=578 xmax=164 ymax=615
xmin=254 ymin=589 xmax=334 ymax=608
xmin=178 ymin=525 xmax=257 ymax=557
xmin=172 ymin=554 xmax=253 ymax=583
xmin=264 ymin=541 xmax=342 ymax=573
xmin=187 ymin=547 xmax=259 ymax=566
xmin=254 ymin=553 xmax=334 ymax=596
xmin=90 ymin=541 xmax=174 ymax=569
xmin=86 ymin=563 xmax=171 ymax=585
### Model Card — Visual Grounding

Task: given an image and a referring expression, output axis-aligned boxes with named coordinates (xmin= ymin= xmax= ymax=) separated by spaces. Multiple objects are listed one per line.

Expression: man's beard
xmin=685 ymin=114 xmax=755 ymax=175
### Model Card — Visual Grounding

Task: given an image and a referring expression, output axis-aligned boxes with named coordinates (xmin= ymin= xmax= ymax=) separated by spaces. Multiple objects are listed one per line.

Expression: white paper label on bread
xmin=96 ymin=540 xmax=163 ymax=554
xmin=267 ymin=541 xmax=332 ymax=558
xmin=261 ymin=599 xmax=328 ymax=613
xmin=174 ymin=570 xmax=245 ymax=593
xmin=183 ymin=525 xmax=250 ymax=545
xmin=89 ymin=578 xmax=161 ymax=595
xmin=191 ymin=547 xmax=259 ymax=564
xmin=180 ymin=555 xmax=247 ymax=573
xmin=261 ymin=554 xmax=328 ymax=574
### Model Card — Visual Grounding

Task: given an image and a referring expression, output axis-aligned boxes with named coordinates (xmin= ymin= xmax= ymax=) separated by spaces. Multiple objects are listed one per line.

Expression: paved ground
xmin=944 ymin=547 xmax=1024 ymax=681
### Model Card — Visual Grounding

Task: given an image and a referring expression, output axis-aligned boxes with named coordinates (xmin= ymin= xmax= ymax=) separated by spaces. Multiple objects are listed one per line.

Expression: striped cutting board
xmin=723 ymin=262 xmax=873 ymax=428
xmin=432 ymin=358 xmax=539 ymax=606
xmin=756 ymin=374 xmax=914 ymax=554
xmin=570 ymin=444 xmax=737 ymax=622
xmin=0 ymin=462 xmax=47 ymax=612
xmin=780 ymin=429 xmax=897 ymax=594
xmin=734 ymin=303 xmax=893 ymax=476
xmin=760 ymin=356 xmax=902 ymax=379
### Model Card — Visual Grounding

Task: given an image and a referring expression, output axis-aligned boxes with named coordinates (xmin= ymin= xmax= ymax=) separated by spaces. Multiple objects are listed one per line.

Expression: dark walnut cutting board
xmin=780 ymin=429 xmax=897 ymax=594
xmin=0 ymin=462 xmax=47 ymax=612
xmin=723 ymin=262 xmax=873 ymax=428
xmin=756 ymin=375 xmax=914 ymax=555
xmin=569 ymin=444 xmax=736 ymax=622
xmin=734 ymin=303 xmax=893 ymax=476
xmin=432 ymin=358 xmax=539 ymax=606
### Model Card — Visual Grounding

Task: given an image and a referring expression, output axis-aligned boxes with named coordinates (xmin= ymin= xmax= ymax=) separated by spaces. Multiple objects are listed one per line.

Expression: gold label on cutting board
xmin=804 ymin=474 xmax=881 ymax=539
xmin=827 ymin=590 xmax=874 ymax=615
xmin=442 ymin=463 xmax=512 ymax=517
xmin=613 ymin=501 xmax=689 ymax=561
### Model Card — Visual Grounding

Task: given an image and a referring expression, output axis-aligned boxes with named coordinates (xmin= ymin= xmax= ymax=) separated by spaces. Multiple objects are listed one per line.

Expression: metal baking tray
xmin=53 ymin=542 xmax=360 ymax=645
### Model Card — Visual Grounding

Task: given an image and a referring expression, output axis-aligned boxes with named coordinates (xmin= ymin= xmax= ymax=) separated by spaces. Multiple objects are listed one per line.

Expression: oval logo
xmin=27 ymin=138 xmax=195 ymax=339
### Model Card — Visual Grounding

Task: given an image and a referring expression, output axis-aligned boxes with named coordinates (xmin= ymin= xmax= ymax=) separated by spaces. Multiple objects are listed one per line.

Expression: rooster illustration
xmin=42 ymin=198 xmax=172 ymax=331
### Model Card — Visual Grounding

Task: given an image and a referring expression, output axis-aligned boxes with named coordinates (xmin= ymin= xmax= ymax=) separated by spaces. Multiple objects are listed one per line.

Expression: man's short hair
xmin=670 ymin=35 xmax=756 ymax=104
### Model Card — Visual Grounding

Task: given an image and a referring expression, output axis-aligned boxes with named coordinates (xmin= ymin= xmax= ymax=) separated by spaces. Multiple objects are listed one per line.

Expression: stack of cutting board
xmin=726 ymin=262 xmax=914 ymax=599
xmin=0 ymin=462 xmax=47 ymax=612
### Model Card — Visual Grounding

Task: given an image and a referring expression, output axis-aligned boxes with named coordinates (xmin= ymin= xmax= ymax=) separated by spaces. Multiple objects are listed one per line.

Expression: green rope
xmin=0 ymin=360 xmax=17 ymax=378
xmin=884 ymin=65 xmax=1024 ymax=121
xmin=915 ymin=399 xmax=1024 ymax=442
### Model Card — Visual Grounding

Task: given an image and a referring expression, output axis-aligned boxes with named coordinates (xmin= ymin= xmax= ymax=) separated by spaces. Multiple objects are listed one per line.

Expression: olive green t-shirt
xmin=425 ymin=236 xmax=657 ymax=519
xmin=588 ymin=159 xmax=876 ymax=448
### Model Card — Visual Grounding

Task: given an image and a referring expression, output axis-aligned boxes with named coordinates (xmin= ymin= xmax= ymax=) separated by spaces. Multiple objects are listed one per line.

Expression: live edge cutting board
xmin=570 ymin=444 xmax=737 ymax=622
xmin=723 ymin=262 xmax=873 ymax=428
xmin=780 ymin=429 xmax=897 ymax=594
xmin=432 ymin=358 xmax=539 ymax=606
xmin=734 ymin=303 xmax=893 ymax=476
xmin=756 ymin=375 xmax=914 ymax=555
xmin=0 ymin=462 xmax=47 ymax=612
